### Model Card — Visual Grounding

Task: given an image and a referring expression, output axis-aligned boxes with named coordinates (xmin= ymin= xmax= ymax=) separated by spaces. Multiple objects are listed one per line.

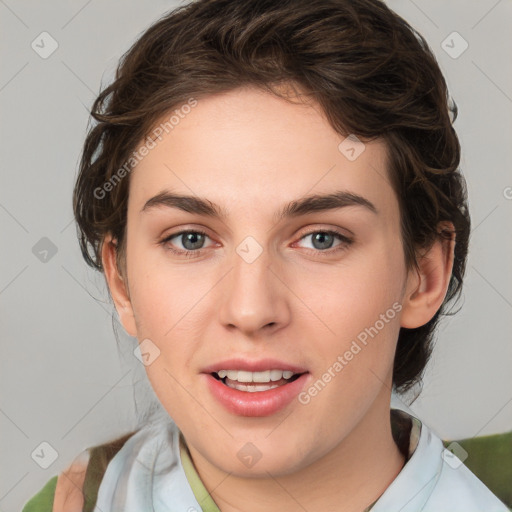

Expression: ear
xmin=101 ymin=235 xmax=138 ymax=337
xmin=400 ymin=222 xmax=456 ymax=329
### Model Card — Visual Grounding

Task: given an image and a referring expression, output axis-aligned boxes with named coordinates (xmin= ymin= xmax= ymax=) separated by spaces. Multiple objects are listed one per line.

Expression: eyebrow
xmin=141 ymin=189 xmax=378 ymax=221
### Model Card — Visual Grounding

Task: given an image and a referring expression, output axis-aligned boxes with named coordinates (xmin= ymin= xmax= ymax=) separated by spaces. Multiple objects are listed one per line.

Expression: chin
xmin=218 ymin=454 xmax=308 ymax=479
xmin=203 ymin=437 xmax=316 ymax=479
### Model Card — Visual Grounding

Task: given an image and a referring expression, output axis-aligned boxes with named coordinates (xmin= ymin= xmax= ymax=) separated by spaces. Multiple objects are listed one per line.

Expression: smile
xmin=203 ymin=364 xmax=310 ymax=417
xmin=212 ymin=369 xmax=303 ymax=392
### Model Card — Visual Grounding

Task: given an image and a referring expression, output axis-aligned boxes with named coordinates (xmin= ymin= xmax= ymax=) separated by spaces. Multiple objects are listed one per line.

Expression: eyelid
xmin=294 ymin=224 xmax=353 ymax=241
xmin=159 ymin=226 xmax=351 ymax=244
xmin=159 ymin=224 xmax=353 ymax=258
xmin=160 ymin=228 xmax=213 ymax=247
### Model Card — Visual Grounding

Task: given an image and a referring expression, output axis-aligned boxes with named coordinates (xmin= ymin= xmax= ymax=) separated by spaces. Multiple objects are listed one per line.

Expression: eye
xmin=294 ymin=229 xmax=353 ymax=255
xmin=160 ymin=229 xmax=214 ymax=257
xmin=159 ymin=228 xmax=353 ymax=258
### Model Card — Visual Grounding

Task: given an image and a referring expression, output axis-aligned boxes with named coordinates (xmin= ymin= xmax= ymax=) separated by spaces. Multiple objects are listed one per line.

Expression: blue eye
xmin=295 ymin=230 xmax=353 ymax=255
xmin=159 ymin=228 xmax=353 ymax=258
xmin=160 ymin=230 xmax=212 ymax=257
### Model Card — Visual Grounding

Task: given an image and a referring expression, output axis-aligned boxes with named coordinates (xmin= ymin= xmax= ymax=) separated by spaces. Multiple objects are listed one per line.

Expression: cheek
xmin=125 ymin=249 xmax=221 ymax=388
xmin=292 ymin=241 xmax=405 ymax=378
xmin=126 ymin=244 xmax=205 ymax=338
xmin=300 ymin=247 xmax=404 ymax=329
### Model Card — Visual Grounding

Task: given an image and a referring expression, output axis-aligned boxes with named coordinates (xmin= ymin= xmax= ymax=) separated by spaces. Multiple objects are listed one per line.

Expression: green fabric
xmin=179 ymin=433 xmax=222 ymax=512
xmin=443 ymin=431 xmax=512 ymax=509
xmin=21 ymin=475 xmax=57 ymax=512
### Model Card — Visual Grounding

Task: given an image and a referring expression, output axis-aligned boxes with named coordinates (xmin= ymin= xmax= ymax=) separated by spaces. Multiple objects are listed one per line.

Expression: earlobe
xmin=400 ymin=222 xmax=456 ymax=329
xmin=101 ymin=235 xmax=138 ymax=337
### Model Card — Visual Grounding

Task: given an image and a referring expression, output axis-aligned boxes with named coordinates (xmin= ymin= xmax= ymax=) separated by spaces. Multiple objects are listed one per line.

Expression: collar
xmin=94 ymin=409 xmax=435 ymax=512
xmin=371 ymin=410 xmax=443 ymax=512
xmin=94 ymin=419 xmax=202 ymax=511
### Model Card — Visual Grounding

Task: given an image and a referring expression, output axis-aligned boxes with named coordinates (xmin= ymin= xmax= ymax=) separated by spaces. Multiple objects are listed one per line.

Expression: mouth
xmin=211 ymin=369 xmax=304 ymax=392
xmin=203 ymin=364 xmax=311 ymax=417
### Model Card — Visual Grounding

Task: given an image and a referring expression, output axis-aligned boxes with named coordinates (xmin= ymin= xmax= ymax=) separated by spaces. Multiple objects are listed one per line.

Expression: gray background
xmin=1 ymin=1 xmax=511 ymax=510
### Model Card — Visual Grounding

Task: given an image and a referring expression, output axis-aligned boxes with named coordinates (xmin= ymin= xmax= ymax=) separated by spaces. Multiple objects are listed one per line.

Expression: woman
xmin=22 ymin=0 xmax=508 ymax=510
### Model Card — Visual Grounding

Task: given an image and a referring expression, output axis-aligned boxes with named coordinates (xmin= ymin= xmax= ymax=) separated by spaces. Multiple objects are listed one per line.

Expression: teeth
xmin=253 ymin=370 xmax=270 ymax=382
xmin=269 ymin=369 xmax=283 ymax=381
xmin=236 ymin=370 xmax=252 ymax=382
xmin=216 ymin=369 xmax=298 ymax=383
xmin=225 ymin=381 xmax=280 ymax=392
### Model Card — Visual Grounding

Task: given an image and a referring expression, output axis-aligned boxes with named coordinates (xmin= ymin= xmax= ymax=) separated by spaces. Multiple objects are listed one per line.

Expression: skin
xmin=102 ymin=85 xmax=455 ymax=512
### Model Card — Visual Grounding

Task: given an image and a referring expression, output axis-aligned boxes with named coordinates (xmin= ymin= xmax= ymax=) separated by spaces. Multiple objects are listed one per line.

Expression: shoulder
xmin=416 ymin=423 xmax=510 ymax=512
xmin=21 ymin=452 xmax=89 ymax=512
xmin=381 ymin=410 xmax=510 ymax=512
xmin=21 ymin=451 xmax=88 ymax=512
xmin=52 ymin=450 xmax=89 ymax=512
xmin=425 ymin=458 xmax=510 ymax=512
xmin=22 ymin=430 xmax=139 ymax=512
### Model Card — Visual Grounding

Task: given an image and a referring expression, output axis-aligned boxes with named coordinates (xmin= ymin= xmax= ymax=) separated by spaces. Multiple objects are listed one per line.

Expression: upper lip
xmin=202 ymin=358 xmax=308 ymax=374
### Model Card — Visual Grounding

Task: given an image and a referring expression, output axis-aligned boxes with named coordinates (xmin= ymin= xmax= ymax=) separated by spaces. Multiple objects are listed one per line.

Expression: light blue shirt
xmin=94 ymin=409 xmax=509 ymax=511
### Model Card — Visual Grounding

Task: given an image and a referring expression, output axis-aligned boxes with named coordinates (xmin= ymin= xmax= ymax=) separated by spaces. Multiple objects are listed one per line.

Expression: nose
xmin=218 ymin=246 xmax=291 ymax=336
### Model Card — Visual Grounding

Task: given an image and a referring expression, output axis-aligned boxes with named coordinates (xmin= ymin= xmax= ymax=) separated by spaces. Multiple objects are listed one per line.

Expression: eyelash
xmin=159 ymin=228 xmax=353 ymax=258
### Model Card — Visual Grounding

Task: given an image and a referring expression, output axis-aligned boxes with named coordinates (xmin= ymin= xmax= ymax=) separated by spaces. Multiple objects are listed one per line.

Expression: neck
xmin=186 ymin=392 xmax=405 ymax=512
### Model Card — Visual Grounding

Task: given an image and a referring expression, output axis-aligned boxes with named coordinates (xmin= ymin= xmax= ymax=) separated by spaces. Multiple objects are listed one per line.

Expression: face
xmin=111 ymin=85 xmax=415 ymax=477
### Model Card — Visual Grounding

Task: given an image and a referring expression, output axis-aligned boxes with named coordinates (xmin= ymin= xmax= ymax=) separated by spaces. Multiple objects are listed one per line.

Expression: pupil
xmin=313 ymin=232 xmax=333 ymax=250
xmin=183 ymin=232 xmax=204 ymax=250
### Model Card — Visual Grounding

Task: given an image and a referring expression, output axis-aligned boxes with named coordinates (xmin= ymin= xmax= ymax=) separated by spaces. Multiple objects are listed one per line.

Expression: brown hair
xmin=73 ymin=0 xmax=470 ymax=393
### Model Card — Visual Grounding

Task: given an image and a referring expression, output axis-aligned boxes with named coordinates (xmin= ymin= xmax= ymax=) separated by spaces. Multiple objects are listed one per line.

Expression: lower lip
xmin=204 ymin=373 xmax=310 ymax=417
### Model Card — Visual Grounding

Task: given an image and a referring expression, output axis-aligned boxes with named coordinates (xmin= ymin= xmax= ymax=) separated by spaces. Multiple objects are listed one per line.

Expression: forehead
xmin=128 ymin=86 xmax=397 ymax=222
